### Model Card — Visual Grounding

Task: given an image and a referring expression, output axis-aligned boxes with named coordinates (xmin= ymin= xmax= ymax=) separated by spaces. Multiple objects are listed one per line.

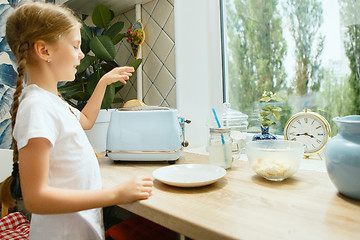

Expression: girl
xmin=0 ymin=2 xmax=153 ymax=239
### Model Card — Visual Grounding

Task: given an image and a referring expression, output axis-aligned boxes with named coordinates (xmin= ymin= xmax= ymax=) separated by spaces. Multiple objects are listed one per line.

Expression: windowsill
xmin=185 ymin=146 xmax=327 ymax=173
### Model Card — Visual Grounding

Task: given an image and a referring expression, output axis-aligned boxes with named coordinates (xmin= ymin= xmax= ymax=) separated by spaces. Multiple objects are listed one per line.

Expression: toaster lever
xmin=180 ymin=118 xmax=191 ymax=147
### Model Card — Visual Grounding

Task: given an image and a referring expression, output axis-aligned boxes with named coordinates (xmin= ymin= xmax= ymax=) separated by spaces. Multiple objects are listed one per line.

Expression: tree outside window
xmin=224 ymin=0 xmax=360 ymax=135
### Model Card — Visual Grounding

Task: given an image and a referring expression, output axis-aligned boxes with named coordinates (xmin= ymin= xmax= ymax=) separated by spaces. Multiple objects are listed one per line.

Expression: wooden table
xmin=99 ymin=152 xmax=360 ymax=240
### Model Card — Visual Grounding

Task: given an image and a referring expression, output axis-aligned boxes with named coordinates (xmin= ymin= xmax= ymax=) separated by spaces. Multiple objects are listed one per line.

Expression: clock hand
xmin=296 ymin=133 xmax=315 ymax=138
xmin=303 ymin=132 xmax=316 ymax=138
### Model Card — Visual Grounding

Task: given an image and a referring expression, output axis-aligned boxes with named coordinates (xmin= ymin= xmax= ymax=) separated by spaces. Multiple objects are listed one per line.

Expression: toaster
xmin=106 ymin=107 xmax=190 ymax=162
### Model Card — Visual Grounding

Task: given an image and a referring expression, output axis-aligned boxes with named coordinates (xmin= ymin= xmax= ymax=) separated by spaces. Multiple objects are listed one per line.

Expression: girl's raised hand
xmin=101 ymin=66 xmax=135 ymax=86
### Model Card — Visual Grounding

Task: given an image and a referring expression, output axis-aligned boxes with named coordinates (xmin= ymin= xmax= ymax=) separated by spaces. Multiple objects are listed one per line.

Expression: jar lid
xmin=210 ymin=127 xmax=231 ymax=133
xmin=222 ymin=103 xmax=249 ymax=127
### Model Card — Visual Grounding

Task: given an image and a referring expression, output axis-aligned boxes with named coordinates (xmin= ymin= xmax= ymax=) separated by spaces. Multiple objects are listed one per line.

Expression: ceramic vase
xmin=252 ymin=126 xmax=277 ymax=141
xmin=324 ymin=115 xmax=360 ymax=200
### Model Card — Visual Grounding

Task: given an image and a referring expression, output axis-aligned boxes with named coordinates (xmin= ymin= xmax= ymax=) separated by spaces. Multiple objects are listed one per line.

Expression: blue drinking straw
xmin=212 ymin=108 xmax=228 ymax=166
xmin=212 ymin=108 xmax=224 ymax=141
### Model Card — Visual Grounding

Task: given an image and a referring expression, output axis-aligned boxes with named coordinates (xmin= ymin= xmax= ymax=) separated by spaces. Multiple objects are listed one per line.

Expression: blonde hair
xmin=0 ymin=1 xmax=81 ymax=209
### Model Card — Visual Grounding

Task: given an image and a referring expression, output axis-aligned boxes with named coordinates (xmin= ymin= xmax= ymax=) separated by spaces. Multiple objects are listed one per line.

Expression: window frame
xmin=174 ymin=0 xmax=224 ymax=148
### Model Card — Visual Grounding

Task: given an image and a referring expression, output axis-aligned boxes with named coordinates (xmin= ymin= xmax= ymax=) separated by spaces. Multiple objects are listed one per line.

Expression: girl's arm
xmin=79 ymin=66 xmax=134 ymax=130
xmin=19 ymin=137 xmax=152 ymax=214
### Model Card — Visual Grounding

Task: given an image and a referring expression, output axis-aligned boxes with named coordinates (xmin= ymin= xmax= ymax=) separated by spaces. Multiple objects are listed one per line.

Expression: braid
xmin=0 ymin=1 xmax=81 ymax=211
xmin=0 ymin=42 xmax=28 ymax=209
xmin=12 ymin=42 xmax=28 ymax=156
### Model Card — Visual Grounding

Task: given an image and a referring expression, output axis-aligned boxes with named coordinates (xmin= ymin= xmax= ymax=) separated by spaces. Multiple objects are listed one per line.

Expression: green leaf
xmin=112 ymin=97 xmax=124 ymax=104
xmin=272 ymin=111 xmax=281 ymax=121
xmin=66 ymin=91 xmax=90 ymax=101
xmin=271 ymin=107 xmax=282 ymax=112
xmin=126 ymin=58 xmax=142 ymax=70
xmin=80 ymin=38 xmax=90 ymax=55
xmin=272 ymin=96 xmax=283 ymax=102
xmin=81 ymin=22 xmax=92 ymax=40
xmin=258 ymin=119 xmax=269 ymax=127
xmin=101 ymin=61 xmax=119 ymax=72
xmin=67 ymin=100 xmax=78 ymax=109
xmin=80 ymin=23 xmax=92 ymax=54
xmin=260 ymin=96 xmax=271 ymax=102
xmin=58 ymin=81 xmax=83 ymax=94
xmin=112 ymin=81 xmax=124 ymax=89
xmin=259 ymin=119 xmax=276 ymax=127
xmin=92 ymin=4 xmax=112 ymax=28
xmin=89 ymin=35 xmax=116 ymax=61
xmin=106 ymin=21 xmax=124 ymax=39
xmin=101 ymin=84 xmax=115 ymax=109
xmin=259 ymin=112 xmax=271 ymax=118
xmin=262 ymin=104 xmax=274 ymax=111
xmin=111 ymin=59 xmax=142 ymax=88
xmin=109 ymin=9 xmax=115 ymax=21
xmin=73 ymin=72 xmax=85 ymax=83
xmin=112 ymin=33 xmax=126 ymax=45
xmin=77 ymin=55 xmax=96 ymax=73
xmin=86 ymin=70 xmax=104 ymax=95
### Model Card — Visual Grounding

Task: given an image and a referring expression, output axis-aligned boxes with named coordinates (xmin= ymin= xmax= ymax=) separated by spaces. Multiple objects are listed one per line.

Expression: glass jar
xmin=222 ymin=103 xmax=249 ymax=153
xmin=208 ymin=128 xmax=235 ymax=169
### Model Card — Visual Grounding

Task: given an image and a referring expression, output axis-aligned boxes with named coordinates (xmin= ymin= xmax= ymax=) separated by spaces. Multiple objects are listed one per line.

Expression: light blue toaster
xmin=106 ymin=107 xmax=189 ymax=161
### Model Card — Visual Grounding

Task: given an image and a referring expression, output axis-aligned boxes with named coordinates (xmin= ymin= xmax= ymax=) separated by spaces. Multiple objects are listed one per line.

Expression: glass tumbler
xmin=208 ymin=128 xmax=238 ymax=169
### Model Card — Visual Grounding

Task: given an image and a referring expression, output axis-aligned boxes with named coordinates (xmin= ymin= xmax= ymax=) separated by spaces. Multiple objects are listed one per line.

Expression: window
xmin=221 ymin=0 xmax=360 ymax=135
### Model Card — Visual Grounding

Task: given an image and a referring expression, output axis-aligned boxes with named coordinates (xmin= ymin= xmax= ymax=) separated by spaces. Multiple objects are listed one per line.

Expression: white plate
xmin=153 ymin=164 xmax=226 ymax=187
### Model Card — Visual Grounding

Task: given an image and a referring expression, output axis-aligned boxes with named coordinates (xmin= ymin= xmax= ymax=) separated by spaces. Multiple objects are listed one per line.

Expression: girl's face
xmin=49 ymin=27 xmax=84 ymax=82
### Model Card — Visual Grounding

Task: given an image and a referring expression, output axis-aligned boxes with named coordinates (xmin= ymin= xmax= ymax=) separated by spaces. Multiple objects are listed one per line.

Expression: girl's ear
xmin=33 ymin=40 xmax=51 ymax=62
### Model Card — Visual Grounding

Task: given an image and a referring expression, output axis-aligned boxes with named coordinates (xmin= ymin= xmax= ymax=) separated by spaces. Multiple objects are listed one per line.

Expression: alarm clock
xmin=284 ymin=108 xmax=331 ymax=157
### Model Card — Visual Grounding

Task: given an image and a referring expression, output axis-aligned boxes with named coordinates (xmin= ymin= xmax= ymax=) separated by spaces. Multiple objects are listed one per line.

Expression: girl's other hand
xmin=113 ymin=176 xmax=153 ymax=205
xmin=101 ymin=66 xmax=135 ymax=85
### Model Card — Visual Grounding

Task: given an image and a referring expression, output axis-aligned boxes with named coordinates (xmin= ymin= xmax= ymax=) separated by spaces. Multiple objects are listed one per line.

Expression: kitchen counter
xmin=99 ymin=152 xmax=360 ymax=240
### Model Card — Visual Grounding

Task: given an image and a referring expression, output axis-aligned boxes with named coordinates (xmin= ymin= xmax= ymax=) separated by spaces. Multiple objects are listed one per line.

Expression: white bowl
xmin=245 ymin=140 xmax=304 ymax=181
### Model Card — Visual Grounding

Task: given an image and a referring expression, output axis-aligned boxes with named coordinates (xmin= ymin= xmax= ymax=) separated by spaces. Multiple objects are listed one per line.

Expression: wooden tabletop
xmin=99 ymin=152 xmax=360 ymax=240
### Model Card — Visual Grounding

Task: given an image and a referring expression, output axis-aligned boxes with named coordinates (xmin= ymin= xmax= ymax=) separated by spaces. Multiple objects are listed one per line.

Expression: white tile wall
xmin=111 ymin=9 xmax=138 ymax=108
xmin=113 ymin=0 xmax=176 ymax=108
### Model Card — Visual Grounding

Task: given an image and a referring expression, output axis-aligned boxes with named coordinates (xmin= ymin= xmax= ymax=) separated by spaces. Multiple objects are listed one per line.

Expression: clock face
xmin=285 ymin=114 xmax=329 ymax=155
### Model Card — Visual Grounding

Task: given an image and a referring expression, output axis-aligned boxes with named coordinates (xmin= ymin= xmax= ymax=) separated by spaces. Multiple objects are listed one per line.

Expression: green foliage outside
xmin=285 ymin=0 xmax=325 ymax=95
xmin=316 ymin=0 xmax=360 ymax=134
xmin=226 ymin=0 xmax=287 ymax=101
xmin=226 ymin=0 xmax=360 ymax=136
xmin=316 ymin=70 xmax=355 ymax=134
xmin=226 ymin=0 xmax=288 ymax=133
xmin=339 ymin=0 xmax=360 ymax=115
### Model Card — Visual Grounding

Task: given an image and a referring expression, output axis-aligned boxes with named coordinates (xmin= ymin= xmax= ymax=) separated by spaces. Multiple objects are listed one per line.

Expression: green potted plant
xmin=58 ymin=4 xmax=143 ymax=152
xmin=58 ymin=4 xmax=142 ymax=110
xmin=253 ymin=91 xmax=282 ymax=140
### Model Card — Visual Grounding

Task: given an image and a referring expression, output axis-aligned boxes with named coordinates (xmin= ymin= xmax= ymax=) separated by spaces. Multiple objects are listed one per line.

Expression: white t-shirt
xmin=13 ymin=84 xmax=104 ymax=240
